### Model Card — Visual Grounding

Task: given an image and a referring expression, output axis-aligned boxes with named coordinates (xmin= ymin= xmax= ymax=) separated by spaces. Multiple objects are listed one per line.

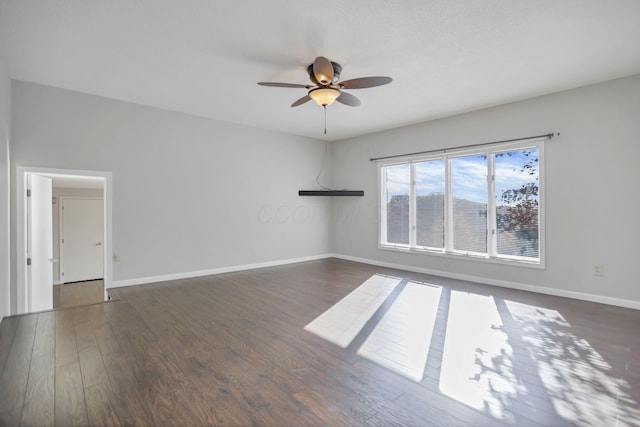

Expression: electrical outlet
xmin=593 ymin=264 xmax=604 ymax=277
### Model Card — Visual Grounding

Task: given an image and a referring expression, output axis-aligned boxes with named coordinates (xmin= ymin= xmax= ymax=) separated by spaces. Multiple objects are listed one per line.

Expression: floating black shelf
xmin=298 ymin=190 xmax=364 ymax=197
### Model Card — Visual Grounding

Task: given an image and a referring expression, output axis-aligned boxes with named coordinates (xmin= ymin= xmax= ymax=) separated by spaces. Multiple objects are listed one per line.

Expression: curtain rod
xmin=369 ymin=132 xmax=559 ymax=162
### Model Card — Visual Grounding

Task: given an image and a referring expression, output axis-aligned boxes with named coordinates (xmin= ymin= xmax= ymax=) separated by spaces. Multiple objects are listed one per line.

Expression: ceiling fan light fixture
xmin=309 ymin=87 xmax=341 ymax=106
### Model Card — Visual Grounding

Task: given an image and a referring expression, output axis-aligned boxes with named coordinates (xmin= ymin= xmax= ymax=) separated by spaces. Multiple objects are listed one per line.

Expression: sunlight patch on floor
xmin=304 ymin=273 xmax=640 ymax=425
xmin=357 ymin=281 xmax=441 ymax=382
xmin=304 ymin=274 xmax=401 ymax=348
xmin=505 ymin=300 xmax=640 ymax=426
xmin=440 ymin=291 xmax=522 ymax=421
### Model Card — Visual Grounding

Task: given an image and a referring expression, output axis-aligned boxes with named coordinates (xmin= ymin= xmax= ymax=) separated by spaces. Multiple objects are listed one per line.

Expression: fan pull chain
xmin=323 ymin=105 xmax=327 ymax=134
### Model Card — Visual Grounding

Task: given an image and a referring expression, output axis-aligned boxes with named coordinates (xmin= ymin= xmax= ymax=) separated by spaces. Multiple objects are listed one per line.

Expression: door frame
xmin=16 ymin=166 xmax=113 ymax=314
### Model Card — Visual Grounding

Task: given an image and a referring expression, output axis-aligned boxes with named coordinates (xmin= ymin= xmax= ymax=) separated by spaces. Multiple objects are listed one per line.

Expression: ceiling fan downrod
xmin=323 ymin=105 xmax=327 ymax=135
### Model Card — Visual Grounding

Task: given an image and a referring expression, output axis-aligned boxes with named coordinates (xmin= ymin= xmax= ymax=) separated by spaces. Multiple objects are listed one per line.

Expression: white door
xmin=27 ymin=174 xmax=53 ymax=312
xmin=60 ymin=198 xmax=104 ymax=283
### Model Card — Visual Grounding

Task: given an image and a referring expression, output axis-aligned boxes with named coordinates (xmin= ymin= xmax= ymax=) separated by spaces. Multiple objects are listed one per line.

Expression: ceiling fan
xmin=257 ymin=56 xmax=392 ymax=109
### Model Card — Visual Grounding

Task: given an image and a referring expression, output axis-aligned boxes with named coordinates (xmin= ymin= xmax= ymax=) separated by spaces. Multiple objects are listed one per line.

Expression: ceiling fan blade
xmin=291 ymin=95 xmax=312 ymax=107
xmin=335 ymin=91 xmax=361 ymax=107
xmin=258 ymin=82 xmax=309 ymax=88
xmin=313 ymin=56 xmax=334 ymax=85
xmin=339 ymin=76 xmax=392 ymax=89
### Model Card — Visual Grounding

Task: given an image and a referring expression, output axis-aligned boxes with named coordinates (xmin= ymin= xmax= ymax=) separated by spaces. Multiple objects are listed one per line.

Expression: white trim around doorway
xmin=16 ymin=166 xmax=113 ymax=315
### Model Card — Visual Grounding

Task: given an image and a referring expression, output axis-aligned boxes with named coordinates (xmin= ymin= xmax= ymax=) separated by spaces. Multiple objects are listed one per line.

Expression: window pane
xmin=415 ymin=160 xmax=445 ymax=248
xmin=495 ymin=149 xmax=539 ymax=258
xmin=451 ymin=155 xmax=488 ymax=253
xmin=385 ymin=164 xmax=410 ymax=245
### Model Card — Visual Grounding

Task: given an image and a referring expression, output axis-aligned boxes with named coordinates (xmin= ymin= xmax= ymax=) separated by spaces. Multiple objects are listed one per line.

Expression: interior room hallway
xmin=0 ymin=258 xmax=638 ymax=426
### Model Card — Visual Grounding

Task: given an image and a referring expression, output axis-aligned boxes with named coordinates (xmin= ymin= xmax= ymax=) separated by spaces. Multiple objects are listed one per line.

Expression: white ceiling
xmin=1 ymin=1 xmax=639 ymax=141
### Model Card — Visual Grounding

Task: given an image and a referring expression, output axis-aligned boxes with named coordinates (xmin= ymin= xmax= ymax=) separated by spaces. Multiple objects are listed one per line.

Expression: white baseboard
xmin=108 ymin=251 xmax=640 ymax=310
xmin=331 ymin=253 xmax=640 ymax=311
xmin=108 ymin=253 xmax=334 ymax=289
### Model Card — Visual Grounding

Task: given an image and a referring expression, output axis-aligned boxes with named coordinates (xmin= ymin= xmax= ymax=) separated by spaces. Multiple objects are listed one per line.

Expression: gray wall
xmin=10 ymin=81 xmax=332 ymax=313
xmin=332 ymin=75 xmax=640 ymax=305
xmin=0 ymin=47 xmax=10 ymax=320
xmin=6 ymin=75 xmax=640 ymax=315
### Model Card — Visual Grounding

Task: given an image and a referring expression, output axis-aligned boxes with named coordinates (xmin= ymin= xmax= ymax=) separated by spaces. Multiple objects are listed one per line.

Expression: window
xmin=379 ymin=139 xmax=544 ymax=266
xmin=384 ymin=163 xmax=410 ymax=245
xmin=495 ymin=149 xmax=540 ymax=259
xmin=451 ymin=155 xmax=488 ymax=254
xmin=415 ymin=160 xmax=445 ymax=248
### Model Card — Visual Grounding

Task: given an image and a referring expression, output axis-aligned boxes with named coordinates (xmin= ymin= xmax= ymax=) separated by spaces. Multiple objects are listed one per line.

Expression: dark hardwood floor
xmin=1 ymin=258 xmax=639 ymax=426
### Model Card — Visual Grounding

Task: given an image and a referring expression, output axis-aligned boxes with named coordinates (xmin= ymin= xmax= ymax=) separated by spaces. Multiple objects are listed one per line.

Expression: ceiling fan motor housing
xmin=307 ymin=61 xmax=342 ymax=85
xmin=257 ymin=57 xmax=392 ymax=109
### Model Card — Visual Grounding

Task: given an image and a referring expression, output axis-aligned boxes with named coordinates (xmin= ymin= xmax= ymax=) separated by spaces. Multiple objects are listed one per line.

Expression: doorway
xmin=16 ymin=167 xmax=113 ymax=315
xmin=58 ymin=196 xmax=104 ymax=283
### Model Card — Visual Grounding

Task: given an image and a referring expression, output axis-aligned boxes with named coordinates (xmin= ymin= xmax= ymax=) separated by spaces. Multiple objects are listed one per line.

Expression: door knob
xmin=96 ymin=242 xmax=102 ymax=246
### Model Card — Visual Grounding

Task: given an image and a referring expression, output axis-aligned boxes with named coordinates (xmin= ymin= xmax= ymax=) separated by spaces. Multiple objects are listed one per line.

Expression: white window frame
xmin=378 ymin=138 xmax=546 ymax=268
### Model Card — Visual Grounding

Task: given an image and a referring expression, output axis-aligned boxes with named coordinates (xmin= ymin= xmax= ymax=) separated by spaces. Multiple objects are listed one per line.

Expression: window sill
xmin=378 ymin=244 xmax=545 ymax=269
